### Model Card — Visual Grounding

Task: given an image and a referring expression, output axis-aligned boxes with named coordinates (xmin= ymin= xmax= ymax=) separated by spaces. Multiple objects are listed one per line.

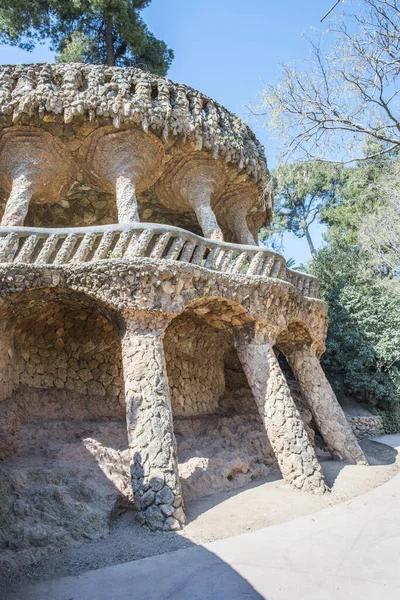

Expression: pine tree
xmin=0 ymin=0 xmax=173 ymax=76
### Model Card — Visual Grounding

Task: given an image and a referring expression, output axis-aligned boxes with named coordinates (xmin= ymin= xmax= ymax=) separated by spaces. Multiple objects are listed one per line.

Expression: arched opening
xmin=0 ymin=289 xmax=131 ymax=570
xmin=163 ymin=300 xmax=277 ymax=503
xmin=275 ymin=322 xmax=326 ymax=456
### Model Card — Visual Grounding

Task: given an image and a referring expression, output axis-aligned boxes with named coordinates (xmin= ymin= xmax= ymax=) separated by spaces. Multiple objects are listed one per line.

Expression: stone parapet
xmin=0 ymin=223 xmax=320 ymax=299
xmin=0 ymin=63 xmax=271 ymax=223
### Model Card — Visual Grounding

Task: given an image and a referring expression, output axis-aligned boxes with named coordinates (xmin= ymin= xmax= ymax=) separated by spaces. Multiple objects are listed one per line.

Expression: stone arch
xmin=0 ymin=288 xmax=136 ymax=566
xmin=275 ymin=320 xmax=315 ymax=356
xmin=0 ymin=287 xmax=125 ymax=432
xmin=163 ymin=297 xmax=277 ymax=502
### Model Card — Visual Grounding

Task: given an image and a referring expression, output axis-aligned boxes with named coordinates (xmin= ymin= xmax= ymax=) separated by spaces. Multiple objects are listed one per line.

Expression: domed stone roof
xmin=0 ymin=63 xmax=272 ymax=241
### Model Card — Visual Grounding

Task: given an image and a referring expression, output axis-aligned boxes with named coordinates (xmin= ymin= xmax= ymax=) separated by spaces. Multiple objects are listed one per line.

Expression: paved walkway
xmin=6 ymin=435 xmax=400 ymax=600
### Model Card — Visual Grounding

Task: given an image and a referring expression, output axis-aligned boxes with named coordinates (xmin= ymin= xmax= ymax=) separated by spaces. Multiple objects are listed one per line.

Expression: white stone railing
xmin=0 ymin=223 xmax=320 ymax=298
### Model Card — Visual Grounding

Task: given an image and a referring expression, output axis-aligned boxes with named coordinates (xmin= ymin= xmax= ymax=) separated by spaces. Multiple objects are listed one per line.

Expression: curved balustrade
xmin=0 ymin=223 xmax=320 ymax=299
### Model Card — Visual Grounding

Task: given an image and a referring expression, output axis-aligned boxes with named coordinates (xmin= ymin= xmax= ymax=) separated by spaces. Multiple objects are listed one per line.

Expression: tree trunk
xmin=304 ymin=226 xmax=316 ymax=255
xmin=105 ymin=21 xmax=115 ymax=66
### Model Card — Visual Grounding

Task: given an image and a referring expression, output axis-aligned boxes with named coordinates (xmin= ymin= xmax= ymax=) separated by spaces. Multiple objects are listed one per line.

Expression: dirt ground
xmin=1 ymin=437 xmax=398 ymax=595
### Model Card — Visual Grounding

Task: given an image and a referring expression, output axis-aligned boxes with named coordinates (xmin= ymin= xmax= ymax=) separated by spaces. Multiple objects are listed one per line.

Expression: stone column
xmin=156 ymin=154 xmax=226 ymax=241
xmin=1 ymin=174 xmax=34 ymax=226
xmin=0 ymin=128 xmax=76 ymax=226
xmin=229 ymin=208 xmax=257 ymax=245
xmin=235 ymin=331 xmax=327 ymax=494
xmin=189 ymin=182 xmax=224 ymax=241
xmin=286 ymin=345 xmax=367 ymax=465
xmin=120 ymin=317 xmax=185 ymax=530
xmin=115 ymin=175 xmax=140 ymax=224
xmin=80 ymin=127 xmax=165 ymax=226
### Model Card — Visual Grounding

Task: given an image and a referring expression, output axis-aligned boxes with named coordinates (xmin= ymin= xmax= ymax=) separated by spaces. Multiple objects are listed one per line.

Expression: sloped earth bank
xmin=0 ymin=402 xmax=278 ymax=577
xmin=1 ymin=428 xmax=399 ymax=597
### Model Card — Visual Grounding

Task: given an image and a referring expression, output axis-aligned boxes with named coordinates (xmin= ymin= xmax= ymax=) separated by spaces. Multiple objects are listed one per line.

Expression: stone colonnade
xmin=119 ymin=314 xmax=366 ymax=531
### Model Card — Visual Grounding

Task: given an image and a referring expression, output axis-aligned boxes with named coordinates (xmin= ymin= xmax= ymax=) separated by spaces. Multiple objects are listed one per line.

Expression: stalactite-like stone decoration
xmin=235 ymin=329 xmax=328 ymax=494
xmin=0 ymin=64 xmax=270 ymax=193
xmin=80 ymin=126 xmax=165 ymax=224
xmin=120 ymin=316 xmax=185 ymax=531
xmin=0 ymin=128 xmax=77 ymax=226
xmin=156 ymin=153 xmax=227 ymax=240
xmin=285 ymin=345 xmax=368 ymax=465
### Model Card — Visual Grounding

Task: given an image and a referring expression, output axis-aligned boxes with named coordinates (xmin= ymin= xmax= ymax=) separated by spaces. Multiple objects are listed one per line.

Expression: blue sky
xmin=0 ymin=0 xmax=333 ymax=265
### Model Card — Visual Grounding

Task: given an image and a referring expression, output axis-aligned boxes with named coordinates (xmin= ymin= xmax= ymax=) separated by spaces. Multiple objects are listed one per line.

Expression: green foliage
xmin=308 ymin=156 xmax=400 ymax=430
xmin=0 ymin=0 xmax=173 ymax=75
xmin=261 ymin=161 xmax=343 ymax=255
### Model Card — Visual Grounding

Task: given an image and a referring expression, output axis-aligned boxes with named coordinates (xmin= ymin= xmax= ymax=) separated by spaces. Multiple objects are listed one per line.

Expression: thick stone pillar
xmin=120 ymin=317 xmax=185 ymax=530
xmin=235 ymin=332 xmax=327 ymax=494
xmin=115 ymin=176 xmax=140 ymax=224
xmin=286 ymin=346 xmax=367 ymax=465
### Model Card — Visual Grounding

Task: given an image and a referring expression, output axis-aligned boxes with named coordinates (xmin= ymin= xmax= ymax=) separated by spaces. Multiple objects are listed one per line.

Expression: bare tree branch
xmin=321 ymin=1 xmax=342 ymax=23
xmin=255 ymin=0 xmax=400 ymax=163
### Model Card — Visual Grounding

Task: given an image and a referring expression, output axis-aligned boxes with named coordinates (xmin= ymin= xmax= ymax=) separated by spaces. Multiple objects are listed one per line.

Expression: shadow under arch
xmin=0 ymin=285 xmax=135 ymax=573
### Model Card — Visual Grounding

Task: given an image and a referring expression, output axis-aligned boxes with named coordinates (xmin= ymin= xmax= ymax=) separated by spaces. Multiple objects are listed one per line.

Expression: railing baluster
xmin=15 ymin=234 xmax=39 ymax=263
xmin=0 ymin=233 xmax=19 ymax=262
xmin=72 ymin=233 xmax=97 ymax=262
xmin=260 ymin=255 xmax=275 ymax=276
xmin=126 ymin=230 xmax=153 ymax=258
xmin=92 ymin=231 xmax=115 ymax=261
xmin=231 ymin=251 xmax=248 ymax=273
xmin=150 ymin=233 xmax=171 ymax=258
xmin=297 ymin=277 xmax=305 ymax=295
xmin=219 ymin=250 xmax=235 ymax=272
xmin=191 ymin=244 xmax=207 ymax=265
xmin=270 ymin=257 xmax=283 ymax=278
xmin=112 ymin=230 xmax=132 ymax=257
xmin=303 ymin=278 xmax=311 ymax=297
xmin=179 ymin=240 xmax=196 ymax=262
xmin=310 ymin=279 xmax=319 ymax=298
xmin=166 ymin=236 xmax=186 ymax=260
xmin=277 ymin=262 xmax=287 ymax=281
xmin=247 ymin=252 xmax=264 ymax=275
xmin=36 ymin=234 xmax=59 ymax=264
xmin=54 ymin=234 xmax=79 ymax=264
xmin=205 ymin=247 xmax=221 ymax=269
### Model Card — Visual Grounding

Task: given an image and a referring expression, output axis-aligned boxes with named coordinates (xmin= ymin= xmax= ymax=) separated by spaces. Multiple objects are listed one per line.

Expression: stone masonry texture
xmin=0 ymin=63 xmax=369 ymax=544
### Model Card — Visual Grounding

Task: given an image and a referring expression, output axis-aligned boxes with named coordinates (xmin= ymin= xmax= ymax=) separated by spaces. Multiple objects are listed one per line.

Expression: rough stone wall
xmin=348 ymin=416 xmax=385 ymax=440
xmin=164 ymin=313 xmax=230 ymax=416
xmin=11 ymin=304 xmax=124 ymax=406
xmin=0 ymin=325 xmax=16 ymax=404
xmin=0 ymin=294 xmax=125 ymax=438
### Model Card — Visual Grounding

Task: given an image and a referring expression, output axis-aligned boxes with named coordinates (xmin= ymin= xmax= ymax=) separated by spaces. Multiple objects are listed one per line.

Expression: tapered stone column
xmin=80 ymin=127 xmax=165 ymax=225
xmin=156 ymin=153 xmax=227 ymax=241
xmin=286 ymin=345 xmax=367 ymax=465
xmin=0 ymin=128 xmax=76 ymax=226
xmin=216 ymin=182 xmax=260 ymax=245
xmin=120 ymin=316 xmax=185 ymax=530
xmin=235 ymin=330 xmax=327 ymax=494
